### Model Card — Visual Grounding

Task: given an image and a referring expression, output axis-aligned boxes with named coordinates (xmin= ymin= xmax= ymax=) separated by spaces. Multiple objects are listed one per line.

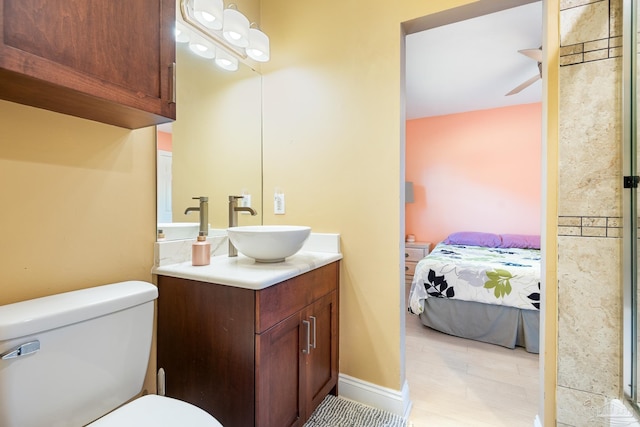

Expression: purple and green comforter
xmin=409 ymin=243 xmax=541 ymax=314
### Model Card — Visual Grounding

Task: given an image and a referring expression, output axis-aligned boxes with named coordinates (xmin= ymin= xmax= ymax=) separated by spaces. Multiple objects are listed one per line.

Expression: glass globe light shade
xmin=222 ymin=8 xmax=249 ymax=47
xmin=246 ymin=27 xmax=270 ymax=62
xmin=193 ymin=0 xmax=223 ymax=30
xmin=188 ymin=32 xmax=215 ymax=59
xmin=175 ymin=21 xmax=191 ymax=43
xmin=215 ymin=47 xmax=239 ymax=71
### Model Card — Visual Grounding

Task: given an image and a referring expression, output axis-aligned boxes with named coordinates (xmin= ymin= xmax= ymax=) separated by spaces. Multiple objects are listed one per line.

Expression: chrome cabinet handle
xmin=302 ymin=319 xmax=311 ymax=354
xmin=310 ymin=316 xmax=317 ymax=350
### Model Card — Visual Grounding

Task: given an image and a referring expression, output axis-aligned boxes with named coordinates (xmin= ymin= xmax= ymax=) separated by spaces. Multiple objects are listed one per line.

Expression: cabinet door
xmin=256 ymin=312 xmax=305 ymax=427
xmin=303 ymin=291 xmax=338 ymax=417
xmin=0 ymin=0 xmax=176 ymax=128
xmin=157 ymin=276 xmax=256 ymax=427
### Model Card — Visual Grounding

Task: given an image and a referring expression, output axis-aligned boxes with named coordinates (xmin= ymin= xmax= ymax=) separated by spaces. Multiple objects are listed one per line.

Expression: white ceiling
xmin=405 ymin=1 xmax=543 ymax=119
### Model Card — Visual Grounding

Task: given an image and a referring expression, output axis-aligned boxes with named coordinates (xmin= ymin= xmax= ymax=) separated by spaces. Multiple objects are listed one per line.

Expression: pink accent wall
xmin=157 ymin=130 xmax=172 ymax=152
xmin=406 ymin=103 xmax=542 ymax=245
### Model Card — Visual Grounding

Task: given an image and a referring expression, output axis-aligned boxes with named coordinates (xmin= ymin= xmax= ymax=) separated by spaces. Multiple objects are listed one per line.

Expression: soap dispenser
xmin=192 ymin=231 xmax=211 ymax=266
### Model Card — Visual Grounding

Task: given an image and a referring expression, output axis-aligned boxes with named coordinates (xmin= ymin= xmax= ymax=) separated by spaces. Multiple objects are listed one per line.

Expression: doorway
xmin=402 ymin=1 xmax=543 ymax=424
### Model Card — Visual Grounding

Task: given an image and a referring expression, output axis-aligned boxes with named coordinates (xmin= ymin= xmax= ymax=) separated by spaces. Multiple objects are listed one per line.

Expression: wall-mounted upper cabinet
xmin=0 ymin=0 xmax=176 ymax=129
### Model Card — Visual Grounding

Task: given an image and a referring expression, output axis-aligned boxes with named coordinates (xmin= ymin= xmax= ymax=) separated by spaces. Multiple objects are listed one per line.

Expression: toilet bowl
xmin=89 ymin=394 xmax=222 ymax=426
xmin=0 ymin=281 xmax=223 ymax=427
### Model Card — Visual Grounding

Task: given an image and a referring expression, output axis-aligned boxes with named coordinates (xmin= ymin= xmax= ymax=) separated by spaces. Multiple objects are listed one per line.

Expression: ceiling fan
xmin=506 ymin=46 xmax=542 ymax=96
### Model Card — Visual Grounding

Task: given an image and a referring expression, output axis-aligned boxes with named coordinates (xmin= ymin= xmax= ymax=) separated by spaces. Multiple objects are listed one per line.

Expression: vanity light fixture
xmin=215 ymin=47 xmax=239 ymax=71
xmin=175 ymin=21 xmax=191 ymax=43
xmin=192 ymin=0 xmax=224 ymax=30
xmin=222 ymin=5 xmax=249 ymax=47
xmin=247 ymin=24 xmax=270 ymax=62
xmin=188 ymin=31 xmax=216 ymax=59
xmin=178 ymin=0 xmax=270 ymax=70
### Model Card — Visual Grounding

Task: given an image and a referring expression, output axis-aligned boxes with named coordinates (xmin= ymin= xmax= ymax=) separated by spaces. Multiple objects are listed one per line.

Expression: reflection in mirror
xmin=157 ymin=41 xmax=263 ymax=241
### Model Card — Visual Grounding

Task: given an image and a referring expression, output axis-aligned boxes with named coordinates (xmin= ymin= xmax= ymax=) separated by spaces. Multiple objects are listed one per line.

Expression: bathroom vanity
xmin=155 ymin=248 xmax=340 ymax=427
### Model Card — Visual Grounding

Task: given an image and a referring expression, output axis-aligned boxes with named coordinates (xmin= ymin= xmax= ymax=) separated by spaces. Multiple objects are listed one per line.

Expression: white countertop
xmin=153 ymin=251 xmax=342 ymax=290
xmin=152 ymin=232 xmax=342 ymax=290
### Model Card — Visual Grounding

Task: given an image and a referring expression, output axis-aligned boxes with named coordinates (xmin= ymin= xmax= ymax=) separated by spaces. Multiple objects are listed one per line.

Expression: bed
xmin=408 ymin=232 xmax=541 ymax=353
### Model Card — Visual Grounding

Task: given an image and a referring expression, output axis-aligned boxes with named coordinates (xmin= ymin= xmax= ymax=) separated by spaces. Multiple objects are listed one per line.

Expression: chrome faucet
xmin=228 ymin=195 xmax=257 ymax=257
xmin=184 ymin=196 xmax=209 ymax=236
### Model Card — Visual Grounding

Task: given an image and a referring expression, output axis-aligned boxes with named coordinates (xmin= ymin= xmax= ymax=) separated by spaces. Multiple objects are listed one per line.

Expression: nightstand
xmin=405 ymin=241 xmax=431 ymax=285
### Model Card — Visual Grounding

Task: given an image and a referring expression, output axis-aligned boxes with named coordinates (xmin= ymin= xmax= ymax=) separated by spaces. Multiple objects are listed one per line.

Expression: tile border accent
xmin=560 ymin=36 xmax=622 ymax=66
xmin=560 ymin=0 xmax=621 ymax=66
xmin=558 ymin=216 xmax=622 ymax=237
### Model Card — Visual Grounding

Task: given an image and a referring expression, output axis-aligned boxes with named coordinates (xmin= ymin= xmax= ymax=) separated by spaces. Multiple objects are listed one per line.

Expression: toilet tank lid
xmin=0 ymin=281 xmax=158 ymax=341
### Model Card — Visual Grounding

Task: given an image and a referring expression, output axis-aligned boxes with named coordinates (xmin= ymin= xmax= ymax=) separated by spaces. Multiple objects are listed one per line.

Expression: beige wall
xmin=0 ymin=100 xmax=156 ymax=304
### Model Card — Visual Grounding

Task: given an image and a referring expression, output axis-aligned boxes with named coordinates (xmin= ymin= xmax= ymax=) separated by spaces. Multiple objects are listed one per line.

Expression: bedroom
xmin=403 ymin=1 xmax=542 ymax=424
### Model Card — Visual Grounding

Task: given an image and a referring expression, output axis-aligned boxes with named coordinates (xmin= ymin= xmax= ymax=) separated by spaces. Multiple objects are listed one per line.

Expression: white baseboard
xmin=338 ymin=373 xmax=411 ymax=418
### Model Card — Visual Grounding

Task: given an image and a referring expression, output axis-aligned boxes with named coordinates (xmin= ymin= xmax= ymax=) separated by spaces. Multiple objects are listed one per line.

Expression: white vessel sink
xmin=227 ymin=225 xmax=311 ymax=263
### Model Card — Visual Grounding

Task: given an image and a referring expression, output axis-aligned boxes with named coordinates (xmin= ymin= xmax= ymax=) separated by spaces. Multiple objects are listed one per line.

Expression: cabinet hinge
xmin=624 ymin=176 xmax=640 ymax=188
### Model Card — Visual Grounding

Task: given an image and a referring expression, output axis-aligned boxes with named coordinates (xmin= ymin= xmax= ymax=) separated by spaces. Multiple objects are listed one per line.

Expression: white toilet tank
xmin=0 ymin=281 xmax=158 ymax=427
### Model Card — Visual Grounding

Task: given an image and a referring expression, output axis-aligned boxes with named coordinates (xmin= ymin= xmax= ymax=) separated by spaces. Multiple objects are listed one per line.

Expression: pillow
xmin=443 ymin=231 xmax=502 ymax=248
xmin=499 ymin=234 xmax=540 ymax=249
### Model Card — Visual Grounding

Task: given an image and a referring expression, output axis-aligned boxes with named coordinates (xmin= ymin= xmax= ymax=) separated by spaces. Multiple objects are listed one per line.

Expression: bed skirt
xmin=417 ymin=297 xmax=539 ymax=353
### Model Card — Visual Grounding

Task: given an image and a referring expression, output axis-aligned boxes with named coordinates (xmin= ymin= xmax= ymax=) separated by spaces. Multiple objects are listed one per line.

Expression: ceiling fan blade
xmin=519 ymin=47 xmax=543 ymax=63
xmin=506 ymin=74 xmax=541 ymax=96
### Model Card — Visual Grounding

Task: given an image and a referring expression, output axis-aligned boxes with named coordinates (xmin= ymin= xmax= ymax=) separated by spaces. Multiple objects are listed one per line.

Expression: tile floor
xmin=405 ymin=304 xmax=540 ymax=427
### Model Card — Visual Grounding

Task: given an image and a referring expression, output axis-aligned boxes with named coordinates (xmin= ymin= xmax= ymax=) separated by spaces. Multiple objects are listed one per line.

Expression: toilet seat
xmin=88 ymin=394 xmax=223 ymax=426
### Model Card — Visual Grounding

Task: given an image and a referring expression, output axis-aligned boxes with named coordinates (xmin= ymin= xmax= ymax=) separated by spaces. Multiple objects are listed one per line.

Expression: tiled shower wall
xmin=557 ymin=0 xmax=624 ymax=425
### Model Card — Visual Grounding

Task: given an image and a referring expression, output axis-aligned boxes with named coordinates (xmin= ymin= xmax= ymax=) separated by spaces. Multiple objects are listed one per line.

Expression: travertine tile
xmin=581 ymin=226 xmax=607 ymax=236
xmin=557 ymin=386 xmax=611 ymax=426
xmin=559 ymin=225 xmax=581 ymax=236
xmin=561 ymin=53 xmax=585 ymax=66
xmin=561 ymin=44 xmax=585 ymax=56
xmin=558 ymin=59 xmax=622 ymax=217
xmin=607 ymin=217 xmax=622 ymax=227
xmin=584 ymin=39 xmax=608 ymax=51
xmin=557 ymin=237 xmax=621 ymax=397
xmin=561 ymin=0 xmax=603 ymax=10
xmin=584 ymin=49 xmax=609 ymax=61
xmin=583 ymin=217 xmax=607 ymax=227
xmin=561 ymin=1 xmax=609 ymax=46
xmin=610 ymin=36 xmax=622 ymax=48
xmin=559 ymin=216 xmax=582 ymax=226
xmin=609 ymin=46 xmax=622 ymax=58
xmin=610 ymin=0 xmax=622 ymax=37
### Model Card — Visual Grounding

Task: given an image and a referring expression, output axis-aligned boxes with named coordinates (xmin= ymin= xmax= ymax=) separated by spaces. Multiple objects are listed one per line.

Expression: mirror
xmin=157 ymin=42 xmax=263 ymax=240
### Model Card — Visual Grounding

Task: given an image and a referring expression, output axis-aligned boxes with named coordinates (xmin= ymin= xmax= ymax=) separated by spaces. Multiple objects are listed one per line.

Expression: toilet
xmin=0 ymin=281 xmax=223 ymax=427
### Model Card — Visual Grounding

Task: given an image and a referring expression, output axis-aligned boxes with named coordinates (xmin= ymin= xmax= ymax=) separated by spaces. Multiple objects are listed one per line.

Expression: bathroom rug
xmin=303 ymin=394 xmax=408 ymax=427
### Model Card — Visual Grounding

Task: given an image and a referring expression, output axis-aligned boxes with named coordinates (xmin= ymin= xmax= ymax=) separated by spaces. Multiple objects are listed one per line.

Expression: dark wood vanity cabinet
xmin=157 ymin=262 xmax=339 ymax=427
xmin=0 ymin=0 xmax=176 ymax=129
